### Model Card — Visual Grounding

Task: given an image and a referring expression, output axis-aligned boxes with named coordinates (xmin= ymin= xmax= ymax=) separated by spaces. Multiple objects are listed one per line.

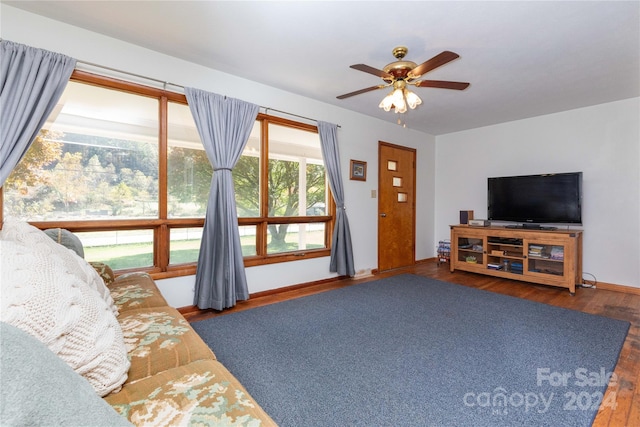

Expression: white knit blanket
xmin=0 ymin=236 xmax=129 ymax=396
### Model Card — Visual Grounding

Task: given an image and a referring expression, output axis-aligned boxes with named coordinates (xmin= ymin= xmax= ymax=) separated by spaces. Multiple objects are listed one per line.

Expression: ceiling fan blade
xmin=408 ymin=51 xmax=460 ymax=79
xmin=414 ymin=80 xmax=470 ymax=90
xmin=350 ymin=64 xmax=393 ymax=80
xmin=336 ymin=85 xmax=386 ymax=100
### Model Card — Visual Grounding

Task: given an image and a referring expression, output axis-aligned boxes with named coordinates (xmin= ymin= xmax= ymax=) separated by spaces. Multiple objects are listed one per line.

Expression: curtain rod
xmin=76 ymin=59 xmax=340 ymax=128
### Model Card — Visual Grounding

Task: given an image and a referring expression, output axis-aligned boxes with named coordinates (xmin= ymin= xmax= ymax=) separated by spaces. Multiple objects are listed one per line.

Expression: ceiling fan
xmin=337 ymin=46 xmax=470 ymax=113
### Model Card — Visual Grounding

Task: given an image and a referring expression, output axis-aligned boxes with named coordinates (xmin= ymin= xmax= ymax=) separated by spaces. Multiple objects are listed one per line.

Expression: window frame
xmin=0 ymin=70 xmax=335 ymax=279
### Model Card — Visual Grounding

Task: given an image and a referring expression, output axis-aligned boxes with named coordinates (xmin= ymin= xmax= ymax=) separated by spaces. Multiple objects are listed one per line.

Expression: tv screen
xmin=488 ymin=172 xmax=582 ymax=225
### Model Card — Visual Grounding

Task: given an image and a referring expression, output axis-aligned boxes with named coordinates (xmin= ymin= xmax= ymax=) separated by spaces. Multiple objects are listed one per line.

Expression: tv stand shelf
xmin=450 ymin=225 xmax=583 ymax=294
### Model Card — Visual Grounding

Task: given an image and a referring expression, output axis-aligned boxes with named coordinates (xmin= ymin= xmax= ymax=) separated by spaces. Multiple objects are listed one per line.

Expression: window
xmin=1 ymin=71 xmax=334 ymax=277
xmin=259 ymin=121 xmax=331 ymax=256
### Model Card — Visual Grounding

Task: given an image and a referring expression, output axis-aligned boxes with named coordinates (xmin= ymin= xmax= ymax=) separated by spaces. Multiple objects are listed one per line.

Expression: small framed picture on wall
xmin=350 ymin=159 xmax=367 ymax=181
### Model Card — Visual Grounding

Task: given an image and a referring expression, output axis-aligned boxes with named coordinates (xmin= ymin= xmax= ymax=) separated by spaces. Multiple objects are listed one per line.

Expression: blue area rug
xmin=192 ymin=274 xmax=629 ymax=426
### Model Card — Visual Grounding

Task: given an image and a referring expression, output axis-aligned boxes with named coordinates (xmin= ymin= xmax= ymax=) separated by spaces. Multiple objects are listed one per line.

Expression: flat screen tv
xmin=487 ymin=172 xmax=582 ymax=227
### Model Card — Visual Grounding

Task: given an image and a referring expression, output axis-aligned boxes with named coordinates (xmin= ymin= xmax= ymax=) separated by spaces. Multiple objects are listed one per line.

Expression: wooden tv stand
xmin=450 ymin=225 xmax=583 ymax=294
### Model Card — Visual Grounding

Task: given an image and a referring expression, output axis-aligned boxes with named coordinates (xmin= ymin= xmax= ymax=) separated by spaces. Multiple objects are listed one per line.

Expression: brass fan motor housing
xmin=383 ymin=61 xmax=417 ymax=80
xmin=383 ymin=46 xmax=417 ymax=80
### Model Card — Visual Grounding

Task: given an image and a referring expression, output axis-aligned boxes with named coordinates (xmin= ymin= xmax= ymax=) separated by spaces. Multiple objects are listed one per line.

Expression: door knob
xmin=380 ymin=213 xmax=387 ymax=217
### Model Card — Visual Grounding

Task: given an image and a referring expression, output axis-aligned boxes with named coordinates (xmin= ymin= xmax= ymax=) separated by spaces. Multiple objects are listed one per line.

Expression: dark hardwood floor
xmin=183 ymin=259 xmax=640 ymax=427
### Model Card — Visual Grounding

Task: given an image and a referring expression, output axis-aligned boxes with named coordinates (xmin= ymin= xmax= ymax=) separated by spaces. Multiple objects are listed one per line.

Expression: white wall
xmin=435 ymin=98 xmax=640 ymax=289
xmin=1 ymin=5 xmax=437 ymax=307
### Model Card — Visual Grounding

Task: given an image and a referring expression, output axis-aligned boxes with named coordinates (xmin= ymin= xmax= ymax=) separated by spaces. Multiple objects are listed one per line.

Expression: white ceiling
xmin=4 ymin=1 xmax=639 ymax=135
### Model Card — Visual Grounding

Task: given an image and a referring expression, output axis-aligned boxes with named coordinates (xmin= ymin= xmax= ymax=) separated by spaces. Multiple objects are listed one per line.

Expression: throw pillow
xmin=0 ymin=240 xmax=130 ymax=396
xmin=1 ymin=219 xmax=118 ymax=316
xmin=0 ymin=322 xmax=132 ymax=426
xmin=44 ymin=227 xmax=85 ymax=258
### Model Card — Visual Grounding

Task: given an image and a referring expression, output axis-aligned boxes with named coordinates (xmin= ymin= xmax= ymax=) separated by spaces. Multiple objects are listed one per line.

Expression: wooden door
xmin=378 ymin=141 xmax=416 ymax=271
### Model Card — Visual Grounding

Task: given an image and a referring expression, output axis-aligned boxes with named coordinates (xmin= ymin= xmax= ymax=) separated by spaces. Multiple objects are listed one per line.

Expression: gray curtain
xmin=185 ymin=88 xmax=259 ymax=310
xmin=318 ymin=121 xmax=355 ymax=276
xmin=0 ymin=40 xmax=76 ymax=186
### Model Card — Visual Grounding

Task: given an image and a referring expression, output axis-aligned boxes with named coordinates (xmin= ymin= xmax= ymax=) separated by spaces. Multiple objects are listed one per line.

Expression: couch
xmin=0 ymin=220 xmax=277 ymax=426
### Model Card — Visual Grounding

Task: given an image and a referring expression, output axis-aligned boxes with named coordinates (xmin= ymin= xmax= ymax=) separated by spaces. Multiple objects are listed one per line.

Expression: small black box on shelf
xmin=459 ymin=210 xmax=474 ymax=224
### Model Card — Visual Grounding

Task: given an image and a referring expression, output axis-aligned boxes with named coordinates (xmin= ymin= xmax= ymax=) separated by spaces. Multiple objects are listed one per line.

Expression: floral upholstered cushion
xmin=104 ymin=359 xmax=277 ymax=427
xmin=108 ymin=273 xmax=168 ymax=312
xmin=118 ymin=307 xmax=216 ymax=382
xmin=90 ymin=262 xmax=116 ymax=285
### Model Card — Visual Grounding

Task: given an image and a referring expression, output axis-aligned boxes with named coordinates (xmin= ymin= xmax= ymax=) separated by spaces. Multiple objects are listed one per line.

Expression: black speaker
xmin=460 ymin=210 xmax=474 ymax=225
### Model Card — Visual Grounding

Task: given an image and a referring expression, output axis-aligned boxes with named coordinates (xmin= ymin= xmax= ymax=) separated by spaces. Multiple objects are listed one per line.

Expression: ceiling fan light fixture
xmin=394 ymin=101 xmax=407 ymax=114
xmin=378 ymin=90 xmax=395 ymax=111
xmin=391 ymin=88 xmax=406 ymax=113
xmin=378 ymin=86 xmax=420 ymax=114
xmin=405 ymin=89 xmax=422 ymax=109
